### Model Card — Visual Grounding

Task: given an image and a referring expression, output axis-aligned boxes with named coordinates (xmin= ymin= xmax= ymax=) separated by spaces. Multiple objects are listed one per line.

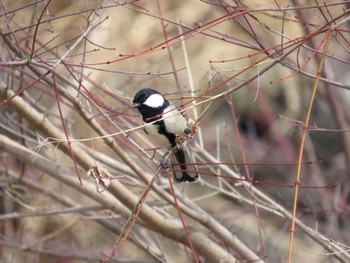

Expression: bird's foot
xmin=159 ymin=161 xmax=170 ymax=169
xmin=159 ymin=149 xmax=172 ymax=169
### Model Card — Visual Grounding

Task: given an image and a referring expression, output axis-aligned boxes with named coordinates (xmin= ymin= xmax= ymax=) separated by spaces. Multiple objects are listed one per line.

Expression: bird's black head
xmin=132 ymin=88 xmax=167 ymax=109
xmin=132 ymin=88 xmax=168 ymax=121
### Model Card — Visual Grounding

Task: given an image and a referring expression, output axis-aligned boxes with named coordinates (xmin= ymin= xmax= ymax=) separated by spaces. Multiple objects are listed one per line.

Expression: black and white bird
xmin=132 ymin=88 xmax=198 ymax=183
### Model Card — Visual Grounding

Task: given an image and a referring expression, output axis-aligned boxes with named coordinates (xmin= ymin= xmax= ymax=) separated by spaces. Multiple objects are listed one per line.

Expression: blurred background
xmin=1 ymin=0 xmax=350 ymax=262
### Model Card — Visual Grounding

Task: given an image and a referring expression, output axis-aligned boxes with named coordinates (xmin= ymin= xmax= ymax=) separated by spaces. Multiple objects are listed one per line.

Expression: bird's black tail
xmin=172 ymin=148 xmax=198 ymax=183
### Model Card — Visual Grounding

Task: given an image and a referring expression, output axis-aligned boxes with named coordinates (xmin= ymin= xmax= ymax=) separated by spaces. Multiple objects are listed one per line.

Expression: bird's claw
xmin=160 ymin=161 xmax=170 ymax=169
xmin=159 ymin=152 xmax=171 ymax=169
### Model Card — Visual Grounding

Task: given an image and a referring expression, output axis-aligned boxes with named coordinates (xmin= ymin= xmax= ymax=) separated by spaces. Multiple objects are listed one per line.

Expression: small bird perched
xmin=132 ymin=88 xmax=198 ymax=183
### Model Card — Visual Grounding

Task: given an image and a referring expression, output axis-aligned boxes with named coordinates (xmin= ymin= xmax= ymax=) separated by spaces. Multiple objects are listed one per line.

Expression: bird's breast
xmin=143 ymin=123 xmax=173 ymax=148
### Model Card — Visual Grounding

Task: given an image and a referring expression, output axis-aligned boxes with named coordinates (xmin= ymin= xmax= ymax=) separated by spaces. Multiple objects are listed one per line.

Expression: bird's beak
xmin=131 ymin=102 xmax=140 ymax=108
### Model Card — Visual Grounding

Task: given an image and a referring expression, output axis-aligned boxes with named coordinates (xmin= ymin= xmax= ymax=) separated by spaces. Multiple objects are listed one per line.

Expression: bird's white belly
xmin=142 ymin=104 xmax=188 ymax=149
xmin=143 ymin=123 xmax=172 ymax=148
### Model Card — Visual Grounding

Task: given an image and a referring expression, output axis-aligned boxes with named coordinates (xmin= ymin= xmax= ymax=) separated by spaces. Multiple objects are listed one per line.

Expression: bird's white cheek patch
xmin=144 ymin=94 xmax=164 ymax=108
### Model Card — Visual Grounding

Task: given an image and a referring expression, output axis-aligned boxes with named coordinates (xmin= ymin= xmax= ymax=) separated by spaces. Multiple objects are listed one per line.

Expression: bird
xmin=132 ymin=88 xmax=198 ymax=183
